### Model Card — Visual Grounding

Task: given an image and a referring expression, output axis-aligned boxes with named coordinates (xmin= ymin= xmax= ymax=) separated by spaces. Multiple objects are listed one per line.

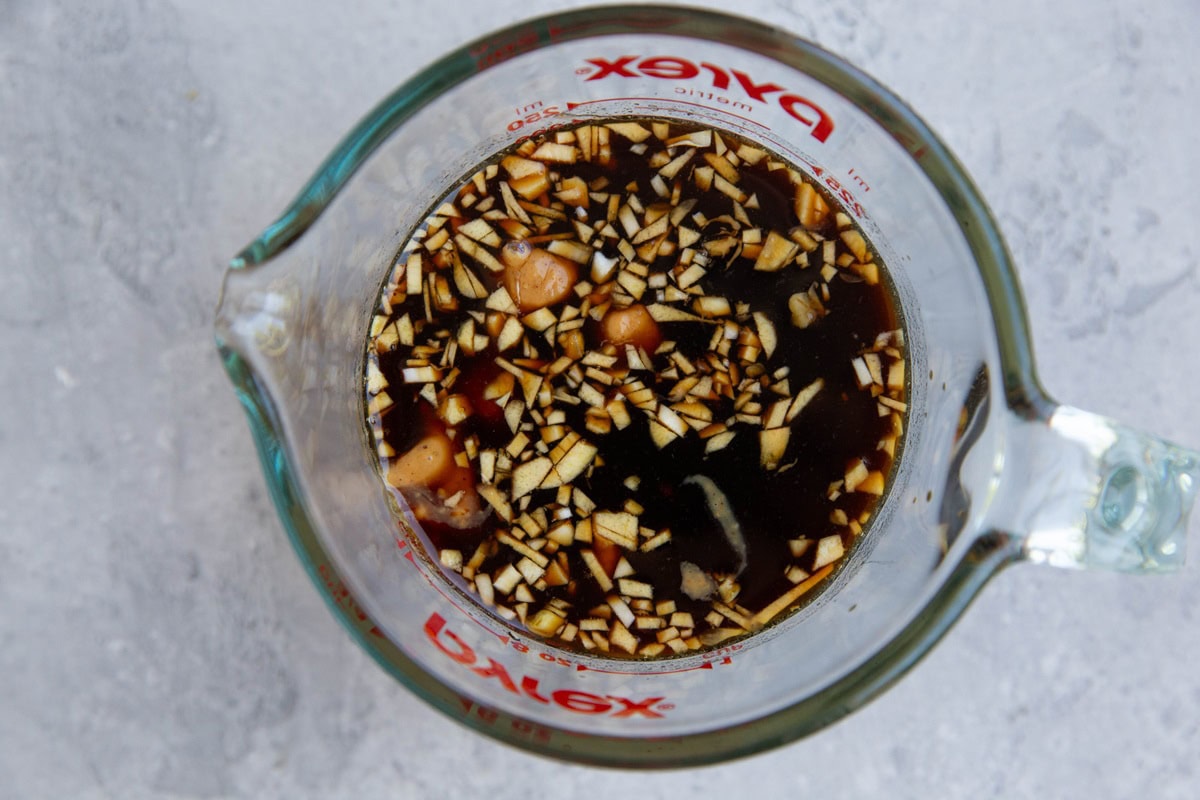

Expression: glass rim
xmin=217 ymin=4 xmax=1042 ymax=767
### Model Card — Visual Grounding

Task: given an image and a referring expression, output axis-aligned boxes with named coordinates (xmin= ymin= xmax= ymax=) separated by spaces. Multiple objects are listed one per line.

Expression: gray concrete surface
xmin=3 ymin=1 xmax=1199 ymax=797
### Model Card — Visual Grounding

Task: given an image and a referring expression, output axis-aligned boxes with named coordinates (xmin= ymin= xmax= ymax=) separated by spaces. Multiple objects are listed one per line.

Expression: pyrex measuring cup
xmin=214 ymin=5 xmax=1199 ymax=767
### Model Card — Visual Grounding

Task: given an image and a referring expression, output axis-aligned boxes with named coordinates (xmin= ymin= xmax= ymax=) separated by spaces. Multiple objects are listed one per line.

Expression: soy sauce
xmin=366 ymin=118 xmax=906 ymax=658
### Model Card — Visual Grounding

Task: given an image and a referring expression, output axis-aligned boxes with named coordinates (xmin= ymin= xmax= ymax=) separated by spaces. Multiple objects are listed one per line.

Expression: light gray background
xmin=3 ymin=1 xmax=1198 ymax=797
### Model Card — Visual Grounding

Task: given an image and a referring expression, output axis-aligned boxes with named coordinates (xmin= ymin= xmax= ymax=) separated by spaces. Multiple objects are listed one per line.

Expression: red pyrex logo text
xmin=425 ymin=613 xmax=669 ymax=718
xmin=579 ymin=55 xmax=834 ymax=143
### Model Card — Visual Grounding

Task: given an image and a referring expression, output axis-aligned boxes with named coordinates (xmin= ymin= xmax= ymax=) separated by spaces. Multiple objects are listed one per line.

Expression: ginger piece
xmin=500 ymin=241 xmax=578 ymax=311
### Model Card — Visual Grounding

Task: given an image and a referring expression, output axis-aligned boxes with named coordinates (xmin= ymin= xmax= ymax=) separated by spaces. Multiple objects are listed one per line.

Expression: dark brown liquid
xmin=367 ymin=119 xmax=905 ymax=657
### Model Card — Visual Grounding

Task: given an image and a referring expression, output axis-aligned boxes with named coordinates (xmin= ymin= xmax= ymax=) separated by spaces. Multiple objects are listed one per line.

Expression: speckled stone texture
xmin=3 ymin=1 xmax=1199 ymax=797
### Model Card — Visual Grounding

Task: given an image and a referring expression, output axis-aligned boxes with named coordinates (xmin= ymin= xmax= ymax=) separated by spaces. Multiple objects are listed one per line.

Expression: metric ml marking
xmin=847 ymin=167 xmax=871 ymax=193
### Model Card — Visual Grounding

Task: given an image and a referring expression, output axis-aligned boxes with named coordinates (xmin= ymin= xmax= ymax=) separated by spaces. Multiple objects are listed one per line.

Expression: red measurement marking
xmin=565 ymin=97 xmax=768 ymax=129
xmin=395 ymin=521 xmax=745 ymax=676
xmin=570 ymin=653 xmax=736 ymax=676
xmin=457 ymin=696 xmax=555 ymax=742
xmin=847 ymin=167 xmax=871 ymax=192
xmin=316 ymin=563 xmax=384 ymax=638
xmin=821 ymin=173 xmax=865 ymax=217
xmin=397 ymin=532 xmax=744 ymax=675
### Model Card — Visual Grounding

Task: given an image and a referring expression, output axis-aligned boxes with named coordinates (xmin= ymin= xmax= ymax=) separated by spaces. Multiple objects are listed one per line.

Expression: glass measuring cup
xmin=214 ymin=5 xmax=1199 ymax=767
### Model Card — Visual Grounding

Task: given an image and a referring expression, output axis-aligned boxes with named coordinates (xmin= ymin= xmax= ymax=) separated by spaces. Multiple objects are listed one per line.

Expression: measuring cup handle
xmin=991 ymin=405 xmax=1199 ymax=572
